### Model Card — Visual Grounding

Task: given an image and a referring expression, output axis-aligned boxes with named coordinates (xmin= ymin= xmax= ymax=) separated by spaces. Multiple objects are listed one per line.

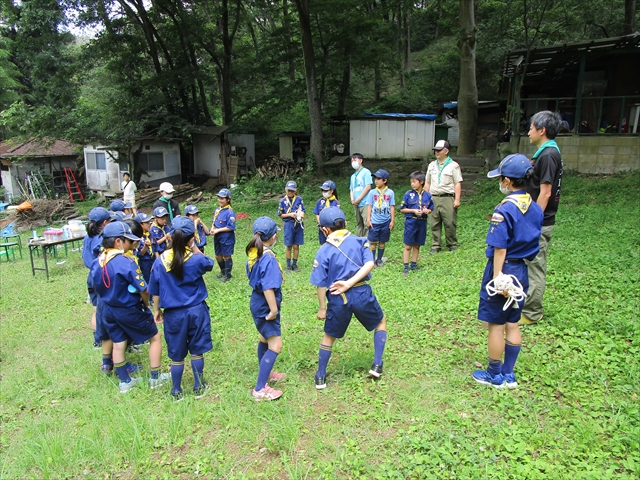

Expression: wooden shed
xmin=277 ymin=132 xmax=311 ymax=163
xmin=349 ymin=113 xmax=437 ymax=159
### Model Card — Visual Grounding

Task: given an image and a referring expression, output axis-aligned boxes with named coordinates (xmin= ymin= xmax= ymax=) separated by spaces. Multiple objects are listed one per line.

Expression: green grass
xmin=1 ymin=170 xmax=638 ymax=479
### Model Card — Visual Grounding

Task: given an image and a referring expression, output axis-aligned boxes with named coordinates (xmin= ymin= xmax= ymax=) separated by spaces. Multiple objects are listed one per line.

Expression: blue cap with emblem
xmin=184 ymin=204 xmax=200 ymax=215
xmin=217 ymin=188 xmax=231 ymax=198
xmin=103 ymin=221 xmax=141 ymax=241
xmin=170 ymin=216 xmax=195 ymax=236
xmin=488 ymin=154 xmax=532 ymax=179
xmin=319 ymin=207 xmax=346 ymax=227
xmin=153 ymin=206 xmax=169 ymax=217
xmin=110 ymin=199 xmax=126 ymax=212
xmin=320 ymin=180 xmax=336 ymax=191
xmin=285 ymin=180 xmax=297 ymax=190
xmin=372 ymin=169 xmax=389 ymax=180
xmin=135 ymin=212 xmax=152 ymax=223
xmin=89 ymin=207 xmax=111 ymax=223
xmin=252 ymin=216 xmax=278 ymax=240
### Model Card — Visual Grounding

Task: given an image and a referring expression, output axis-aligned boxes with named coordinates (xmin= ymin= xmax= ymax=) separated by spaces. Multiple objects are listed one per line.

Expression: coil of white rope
xmin=485 ymin=272 xmax=527 ymax=311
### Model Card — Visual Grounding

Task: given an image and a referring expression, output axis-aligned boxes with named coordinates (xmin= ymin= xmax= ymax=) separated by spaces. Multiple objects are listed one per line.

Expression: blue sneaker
xmin=503 ymin=372 xmax=518 ymax=389
xmin=126 ymin=363 xmax=142 ymax=375
xmin=472 ymin=369 xmax=505 ymax=388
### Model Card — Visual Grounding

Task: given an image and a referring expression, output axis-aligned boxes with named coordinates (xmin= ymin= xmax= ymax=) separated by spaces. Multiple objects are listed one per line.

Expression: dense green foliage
xmin=1 ymin=1 xmax=637 ymax=153
xmin=0 ymin=170 xmax=638 ymax=477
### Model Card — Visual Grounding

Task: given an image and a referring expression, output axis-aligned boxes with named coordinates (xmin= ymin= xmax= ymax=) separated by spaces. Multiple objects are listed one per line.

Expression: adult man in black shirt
xmin=521 ymin=110 xmax=563 ymax=325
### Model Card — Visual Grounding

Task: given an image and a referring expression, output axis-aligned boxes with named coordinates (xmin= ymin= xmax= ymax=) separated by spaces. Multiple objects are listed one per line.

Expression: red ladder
xmin=64 ymin=168 xmax=84 ymax=202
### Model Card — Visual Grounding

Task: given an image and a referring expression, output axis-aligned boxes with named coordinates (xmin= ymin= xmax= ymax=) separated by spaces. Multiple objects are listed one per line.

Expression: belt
xmin=432 ymin=193 xmax=454 ymax=197
xmin=503 ymin=259 xmax=524 ymax=264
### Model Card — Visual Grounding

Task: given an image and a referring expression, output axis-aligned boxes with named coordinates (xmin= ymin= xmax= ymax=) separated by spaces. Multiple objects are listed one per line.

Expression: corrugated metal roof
xmin=0 ymin=138 xmax=81 ymax=157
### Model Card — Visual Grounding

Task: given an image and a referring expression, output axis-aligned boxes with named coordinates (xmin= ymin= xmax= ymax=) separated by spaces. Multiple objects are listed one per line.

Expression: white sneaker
xmin=119 ymin=376 xmax=141 ymax=393
xmin=149 ymin=373 xmax=171 ymax=390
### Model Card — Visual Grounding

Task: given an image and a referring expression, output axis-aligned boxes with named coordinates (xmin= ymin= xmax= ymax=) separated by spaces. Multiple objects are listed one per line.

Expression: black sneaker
xmin=221 ymin=274 xmax=232 ymax=283
xmin=409 ymin=265 xmax=420 ymax=271
xmin=369 ymin=363 xmax=383 ymax=378
xmin=194 ymin=383 xmax=209 ymax=399
xmin=291 ymin=264 xmax=300 ymax=272
xmin=449 ymin=246 xmax=457 ymax=252
xmin=216 ymin=272 xmax=225 ymax=279
xmin=375 ymin=259 xmax=384 ymax=268
xmin=93 ymin=341 xmax=102 ymax=350
xmin=429 ymin=248 xmax=440 ymax=254
xmin=402 ymin=269 xmax=409 ymax=277
xmin=285 ymin=266 xmax=292 ymax=272
xmin=315 ymin=375 xmax=326 ymax=390
xmin=171 ymin=391 xmax=185 ymax=402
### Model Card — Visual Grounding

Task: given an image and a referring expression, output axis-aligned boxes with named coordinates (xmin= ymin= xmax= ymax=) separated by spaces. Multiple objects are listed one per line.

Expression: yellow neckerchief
xmin=325 ymin=229 xmax=351 ymax=248
xmin=193 ymin=222 xmax=201 ymax=245
xmin=375 ymin=186 xmax=387 ymax=209
xmin=285 ymin=195 xmax=297 ymax=213
xmin=142 ymin=231 xmax=152 ymax=255
xmin=247 ymin=246 xmax=284 ymax=281
xmin=124 ymin=249 xmax=140 ymax=265
xmin=152 ymin=221 xmax=166 ymax=233
xmin=501 ymin=193 xmax=533 ymax=214
xmin=415 ymin=188 xmax=424 ymax=210
xmin=98 ymin=248 xmax=122 ymax=267
xmin=160 ymin=246 xmax=193 ymax=272
xmin=323 ymin=194 xmax=336 ymax=209
xmin=213 ymin=205 xmax=231 ymax=224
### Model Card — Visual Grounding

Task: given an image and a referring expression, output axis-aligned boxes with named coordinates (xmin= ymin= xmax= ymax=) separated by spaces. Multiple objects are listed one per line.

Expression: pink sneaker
xmin=251 ymin=385 xmax=283 ymax=402
xmin=269 ymin=371 xmax=286 ymax=383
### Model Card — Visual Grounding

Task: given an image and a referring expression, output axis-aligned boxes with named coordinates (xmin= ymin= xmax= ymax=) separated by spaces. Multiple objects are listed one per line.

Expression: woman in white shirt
xmin=121 ymin=172 xmax=138 ymax=214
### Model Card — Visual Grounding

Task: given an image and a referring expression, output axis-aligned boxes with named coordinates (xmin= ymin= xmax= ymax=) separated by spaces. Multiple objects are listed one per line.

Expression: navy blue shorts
xmin=250 ymin=291 xmax=282 ymax=339
xmin=403 ymin=218 xmax=427 ymax=246
xmin=214 ymin=238 xmax=235 ymax=257
xmin=163 ymin=302 xmax=213 ymax=361
xmin=325 ymin=284 xmax=384 ymax=338
xmin=284 ymin=221 xmax=304 ymax=246
xmin=139 ymin=258 xmax=153 ymax=283
xmin=368 ymin=221 xmax=391 ymax=243
xmin=478 ymin=259 xmax=529 ymax=325
xmin=95 ymin=300 xmax=110 ymax=342
xmin=102 ymin=302 xmax=158 ymax=344
xmin=87 ymin=277 xmax=99 ymax=306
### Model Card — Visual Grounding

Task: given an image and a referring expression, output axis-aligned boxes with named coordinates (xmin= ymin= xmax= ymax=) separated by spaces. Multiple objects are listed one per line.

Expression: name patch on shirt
xmin=491 ymin=213 xmax=505 ymax=224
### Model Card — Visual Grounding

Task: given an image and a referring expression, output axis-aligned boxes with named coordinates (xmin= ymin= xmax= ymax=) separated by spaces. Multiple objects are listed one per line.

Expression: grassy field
xmin=0 ymin=169 xmax=638 ymax=479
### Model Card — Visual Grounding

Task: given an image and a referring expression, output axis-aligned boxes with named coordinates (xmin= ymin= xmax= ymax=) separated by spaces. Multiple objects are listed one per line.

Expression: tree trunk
xmin=294 ymin=0 xmax=324 ymax=170
xmin=374 ymin=65 xmax=382 ymax=102
xmin=623 ymin=0 xmax=636 ymax=34
xmin=457 ymin=0 xmax=478 ymax=155
xmin=337 ymin=53 xmax=351 ymax=116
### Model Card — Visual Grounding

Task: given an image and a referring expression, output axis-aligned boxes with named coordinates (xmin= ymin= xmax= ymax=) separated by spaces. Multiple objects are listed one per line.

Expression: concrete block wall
xmin=509 ymin=135 xmax=640 ymax=173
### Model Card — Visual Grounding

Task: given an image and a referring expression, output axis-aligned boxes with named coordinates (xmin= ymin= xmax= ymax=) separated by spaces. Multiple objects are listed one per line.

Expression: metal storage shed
xmin=349 ymin=113 xmax=437 ymax=159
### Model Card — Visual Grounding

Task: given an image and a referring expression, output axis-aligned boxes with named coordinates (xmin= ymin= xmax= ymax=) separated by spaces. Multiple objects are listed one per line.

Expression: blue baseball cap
xmin=135 ymin=212 xmax=152 ymax=223
xmin=123 ymin=201 xmax=133 ymax=209
xmin=113 ymin=211 xmax=126 ymax=221
xmin=320 ymin=180 xmax=336 ymax=191
xmin=252 ymin=216 xmax=278 ymax=240
xmin=153 ymin=206 xmax=169 ymax=217
xmin=373 ymin=169 xmax=389 ymax=180
xmin=110 ymin=199 xmax=126 ymax=212
xmin=217 ymin=188 xmax=231 ymax=198
xmin=88 ymin=207 xmax=110 ymax=223
xmin=319 ymin=207 xmax=346 ymax=227
xmin=170 ymin=216 xmax=195 ymax=236
xmin=285 ymin=181 xmax=297 ymax=190
xmin=488 ymin=154 xmax=533 ymax=179
xmin=184 ymin=204 xmax=200 ymax=215
xmin=102 ymin=221 xmax=141 ymax=241
xmin=108 ymin=210 xmax=118 ymax=221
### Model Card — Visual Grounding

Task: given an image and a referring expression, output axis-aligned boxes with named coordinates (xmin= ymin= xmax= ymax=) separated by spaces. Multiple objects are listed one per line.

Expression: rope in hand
xmin=485 ymin=272 xmax=527 ymax=311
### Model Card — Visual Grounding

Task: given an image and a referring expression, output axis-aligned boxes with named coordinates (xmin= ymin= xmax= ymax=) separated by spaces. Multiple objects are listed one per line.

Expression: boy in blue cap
xmin=150 ymin=207 xmax=171 ymax=258
xmin=246 ymin=216 xmax=286 ymax=401
xmin=134 ymin=212 xmax=154 ymax=282
xmin=149 ymin=216 xmax=215 ymax=400
xmin=90 ymin=221 xmax=169 ymax=393
xmin=278 ymin=180 xmax=305 ymax=271
xmin=185 ymin=204 xmax=210 ymax=254
xmin=110 ymin=199 xmax=126 ymax=212
xmin=211 ymin=188 xmax=236 ymax=281
xmin=312 ymin=180 xmax=340 ymax=245
xmin=473 ymin=154 xmax=543 ymax=388
xmin=400 ymin=171 xmax=434 ymax=276
xmin=365 ymin=169 xmax=395 ymax=267
xmin=310 ymin=207 xmax=388 ymax=389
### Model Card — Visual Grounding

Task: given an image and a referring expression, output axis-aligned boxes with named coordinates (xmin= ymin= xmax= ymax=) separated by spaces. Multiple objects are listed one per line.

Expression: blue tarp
xmin=362 ymin=112 xmax=437 ymax=121
xmin=443 ymin=102 xmax=457 ymax=109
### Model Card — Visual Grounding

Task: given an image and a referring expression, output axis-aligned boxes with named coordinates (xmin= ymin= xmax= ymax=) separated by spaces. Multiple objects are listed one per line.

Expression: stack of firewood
xmin=12 ymin=199 xmax=80 ymax=230
xmin=135 ymin=183 xmax=200 ymax=205
xmin=256 ymin=156 xmax=304 ymax=179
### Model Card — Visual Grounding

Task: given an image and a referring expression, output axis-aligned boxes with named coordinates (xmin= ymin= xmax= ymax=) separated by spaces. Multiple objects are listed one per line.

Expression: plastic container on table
xmin=44 ymin=229 xmax=64 ymax=242
xmin=68 ymin=220 xmax=85 ymax=238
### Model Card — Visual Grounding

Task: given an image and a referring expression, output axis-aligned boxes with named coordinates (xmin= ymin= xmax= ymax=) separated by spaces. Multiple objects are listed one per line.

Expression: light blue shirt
xmin=366 ymin=188 xmax=395 ymax=225
xmin=350 ymin=167 xmax=372 ymax=207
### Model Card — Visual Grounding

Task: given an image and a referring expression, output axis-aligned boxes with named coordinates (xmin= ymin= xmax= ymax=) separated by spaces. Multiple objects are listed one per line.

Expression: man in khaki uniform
xmin=425 ymin=140 xmax=463 ymax=253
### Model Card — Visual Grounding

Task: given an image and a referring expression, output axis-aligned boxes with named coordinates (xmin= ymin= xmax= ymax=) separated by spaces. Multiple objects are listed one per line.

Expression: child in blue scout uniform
xmin=473 ymin=154 xmax=543 ymax=388
xmin=148 ymin=216 xmax=215 ymax=401
xmin=400 ymin=171 xmax=434 ymax=276
xmin=310 ymin=207 xmax=388 ymax=390
xmin=90 ymin=222 xmax=169 ymax=393
xmin=150 ymin=207 xmax=171 ymax=258
xmin=246 ymin=217 xmax=286 ymax=401
xmin=83 ymin=207 xmax=111 ymax=348
xmin=312 ymin=180 xmax=340 ymax=245
xmin=211 ymin=188 xmax=236 ymax=282
xmin=134 ymin=212 xmax=154 ymax=283
xmin=185 ymin=204 xmax=210 ymax=254
xmin=278 ymin=180 xmax=306 ymax=271
xmin=365 ymin=169 xmax=396 ymax=268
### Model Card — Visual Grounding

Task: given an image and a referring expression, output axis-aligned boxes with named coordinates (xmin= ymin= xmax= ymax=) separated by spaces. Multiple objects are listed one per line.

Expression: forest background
xmin=1 ymin=0 xmax=638 ymax=164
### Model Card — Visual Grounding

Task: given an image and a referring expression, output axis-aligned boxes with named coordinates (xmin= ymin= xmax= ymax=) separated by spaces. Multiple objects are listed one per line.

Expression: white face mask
xmin=351 ymin=161 xmax=360 ymax=170
xmin=163 ymin=193 xmax=173 ymax=200
xmin=322 ymin=191 xmax=331 ymax=198
xmin=499 ymin=180 xmax=510 ymax=195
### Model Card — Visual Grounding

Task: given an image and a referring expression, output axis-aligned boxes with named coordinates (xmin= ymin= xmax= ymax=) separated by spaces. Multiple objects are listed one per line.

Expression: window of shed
xmin=139 ymin=153 xmax=164 ymax=172
xmin=96 ymin=153 xmax=106 ymax=170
